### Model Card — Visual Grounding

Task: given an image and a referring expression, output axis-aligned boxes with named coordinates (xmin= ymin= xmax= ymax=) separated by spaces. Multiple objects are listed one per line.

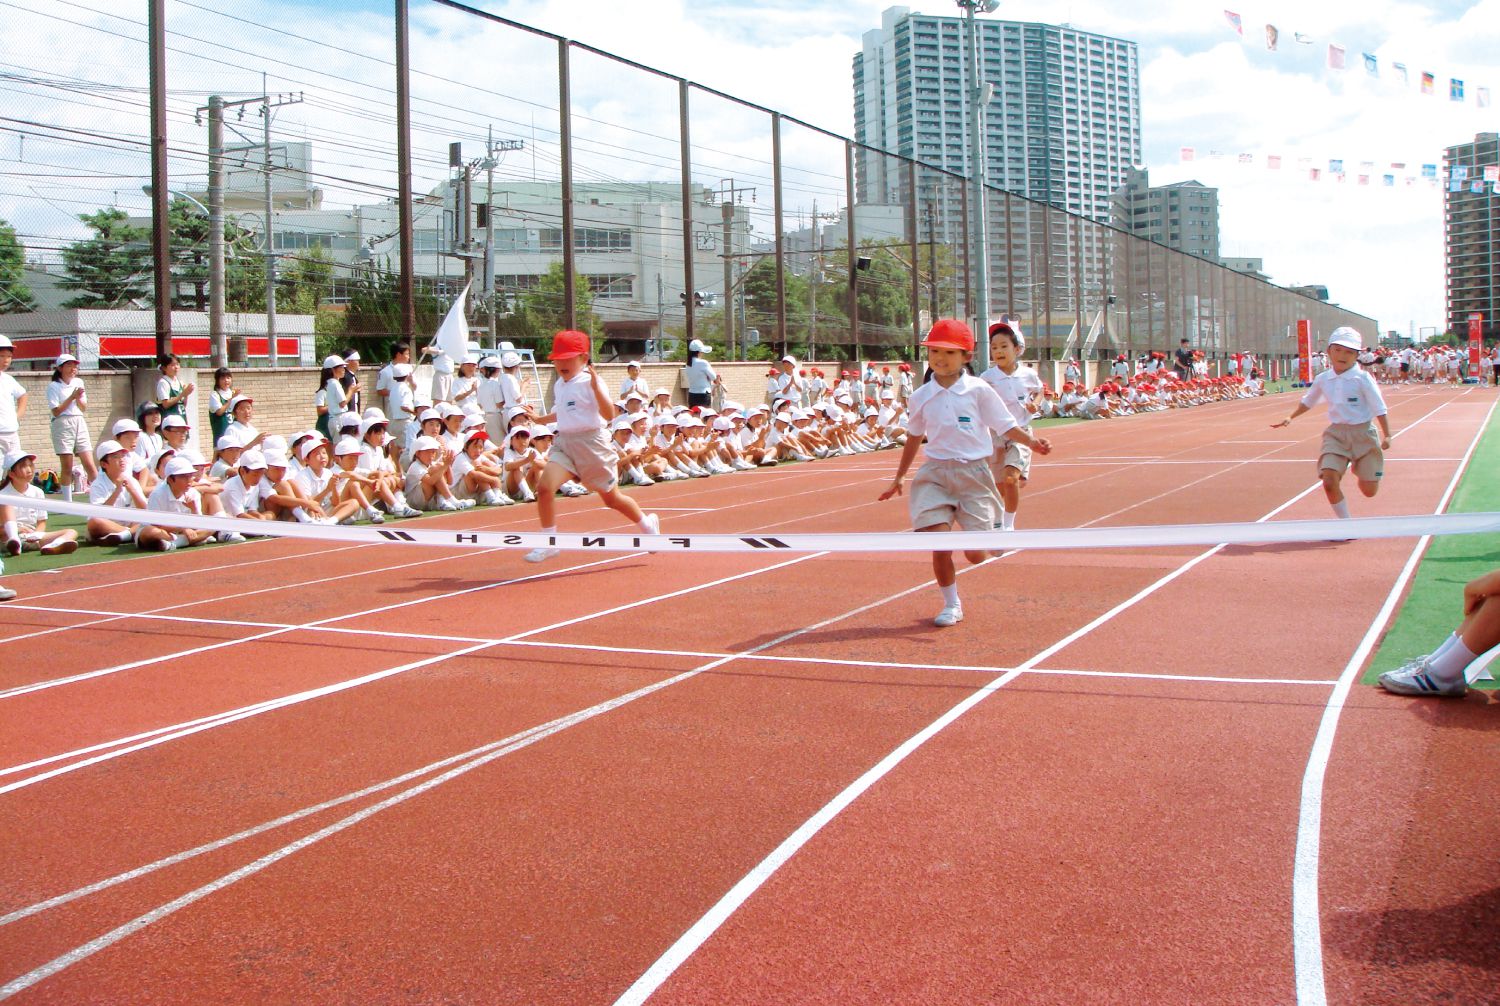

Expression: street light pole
xmin=959 ymin=0 xmax=998 ymax=363
xmin=206 ymin=95 xmax=226 ymax=368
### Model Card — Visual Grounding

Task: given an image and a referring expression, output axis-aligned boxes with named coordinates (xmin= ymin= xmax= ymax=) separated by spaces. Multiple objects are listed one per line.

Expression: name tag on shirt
xmin=957 ymin=415 xmax=972 ymax=425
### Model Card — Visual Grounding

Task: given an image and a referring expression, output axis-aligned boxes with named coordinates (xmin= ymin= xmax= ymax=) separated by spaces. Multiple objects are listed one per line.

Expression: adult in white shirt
xmin=0 ymin=335 xmax=25 ymax=457
xmin=680 ymin=339 xmax=720 ymax=409
xmin=375 ymin=343 xmax=414 ymax=415
xmin=422 ymin=340 xmax=456 ymax=403
xmin=46 ymin=353 xmax=97 ymax=497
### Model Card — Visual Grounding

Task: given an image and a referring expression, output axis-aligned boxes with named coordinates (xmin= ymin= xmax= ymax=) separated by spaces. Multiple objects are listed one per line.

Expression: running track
xmin=1 ymin=386 xmax=1496 ymax=1004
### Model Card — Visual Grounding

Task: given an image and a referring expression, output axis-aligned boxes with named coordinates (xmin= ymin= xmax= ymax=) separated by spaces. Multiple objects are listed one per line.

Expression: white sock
xmin=1427 ymin=632 xmax=1463 ymax=664
xmin=541 ymin=525 xmax=557 ymax=536
xmin=2 ymin=520 xmax=15 ymax=541
xmin=1332 ymin=500 xmax=1351 ymax=519
xmin=61 ymin=485 xmax=72 ymax=502
xmin=1001 ymin=510 xmax=1016 ymax=531
xmin=1427 ymin=634 xmax=1478 ymax=683
xmin=939 ymin=582 xmax=960 ymax=608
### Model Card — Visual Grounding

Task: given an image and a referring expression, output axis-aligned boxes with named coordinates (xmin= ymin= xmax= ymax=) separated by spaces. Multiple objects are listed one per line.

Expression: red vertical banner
xmin=1470 ymin=314 xmax=1484 ymax=376
xmin=1297 ymin=319 xmax=1312 ymax=383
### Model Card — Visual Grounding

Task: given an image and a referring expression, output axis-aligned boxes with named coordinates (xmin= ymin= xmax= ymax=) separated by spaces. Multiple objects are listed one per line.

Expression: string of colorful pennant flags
xmin=1176 ymin=146 xmax=1500 ymax=196
xmin=1222 ymin=9 xmax=1492 ymax=109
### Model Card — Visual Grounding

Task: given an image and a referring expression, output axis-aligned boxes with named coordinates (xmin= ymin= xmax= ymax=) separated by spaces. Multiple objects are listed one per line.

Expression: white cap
xmin=688 ymin=339 xmax=710 ymax=354
xmin=239 ymin=451 xmax=267 ymax=471
xmin=392 ymin=362 xmax=413 ymax=378
xmin=161 ymin=414 xmax=190 ymax=429
xmin=418 ymin=407 xmax=441 ymax=423
xmin=0 ymin=335 xmax=11 ymax=350
xmin=362 ymin=407 xmax=387 ymax=421
xmin=626 ymin=360 xmax=642 ymax=369
xmin=780 ymin=354 xmax=797 ymax=365
xmin=508 ymin=425 xmax=532 ymax=439
xmin=500 ymin=350 xmax=521 ymax=368
xmin=55 ymin=352 xmax=79 ymax=367
xmin=215 ymin=431 xmax=244 ymax=451
xmin=337 ymin=413 xmax=361 ymax=430
xmin=504 ymin=405 xmax=530 ymax=424
xmin=461 ymin=414 xmax=486 ymax=431
xmin=711 ymin=417 xmax=733 ymax=432
xmin=480 ymin=355 xmax=501 ymax=369
xmin=262 ymin=434 xmax=288 ymax=453
xmin=111 ymin=418 xmax=143 ymax=436
xmin=653 ymin=387 xmax=671 ymax=398
xmin=297 ymin=438 xmax=326 ymax=460
xmin=413 ymin=435 xmax=443 ymax=453
xmin=438 ymin=402 xmax=463 ymax=419
xmin=322 ymin=354 xmax=346 ymax=369
xmin=359 ymin=416 xmax=388 ymax=439
xmin=530 ymin=424 xmax=552 ymax=438
xmin=624 ymin=391 xmax=645 ymax=403
xmin=263 ymin=451 xmax=289 ymax=468
xmin=163 ymin=457 xmax=196 ymax=478
xmin=1328 ymin=327 xmax=1363 ymax=351
xmin=610 ymin=417 xmax=634 ymax=432
xmin=333 ymin=437 xmax=363 ymax=456
xmin=4 ymin=449 xmax=36 ymax=473
xmin=94 ymin=439 xmax=126 ymax=459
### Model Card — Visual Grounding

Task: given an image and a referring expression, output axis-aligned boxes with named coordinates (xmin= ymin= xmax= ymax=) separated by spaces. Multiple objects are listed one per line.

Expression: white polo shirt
xmin=552 ymin=371 xmax=606 ymax=434
xmin=221 ymin=474 xmax=259 ymax=517
xmin=979 ymin=365 xmax=1043 ymax=427
xmin=0 ymin=371 xmax=23 ymax=435
xmin=146 ymin=480 xmax=198 ymax=517
xmin=1300 ymin=366 xmax=1388 ymax=425
xmin=905 ymin=374 xmax=1017 ymax=462
xmin=0 ymin=481 xmax=46 ymax=529
xmin=89 ymin=471 xmax=141 ymax=509
xmin=47 ymin=378 xmax=86 ymax=418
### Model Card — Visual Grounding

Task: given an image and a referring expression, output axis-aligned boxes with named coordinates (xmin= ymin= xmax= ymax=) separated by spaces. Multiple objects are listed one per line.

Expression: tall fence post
xmin=845 ymin=141 xmax=858 ymax=359
xmin=678 ymin=80 xmax=694 ymax=348
xmin=558 ymin=40 xmax=576 ymax=332
xmin=148 ymin=0 xmax=172 ymax=358
xmin=772 ymin=112 xmax=786 ymax=353
xmin=394 ymin=0 xmax=416 ymax=342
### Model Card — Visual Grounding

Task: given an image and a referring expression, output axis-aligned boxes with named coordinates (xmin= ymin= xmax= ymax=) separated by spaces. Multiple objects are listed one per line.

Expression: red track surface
xmin=2 ymin=387 xmax=1497 ymax=1004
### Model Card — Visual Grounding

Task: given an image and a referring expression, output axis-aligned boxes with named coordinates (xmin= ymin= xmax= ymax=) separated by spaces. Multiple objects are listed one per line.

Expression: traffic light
xmin=679 ymin=291 xmax=688 ymax=305
xmin=694 ymin=291 xmax=705 ymax=307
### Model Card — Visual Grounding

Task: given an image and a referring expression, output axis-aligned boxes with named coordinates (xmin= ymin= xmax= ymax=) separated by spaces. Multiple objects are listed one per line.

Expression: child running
xmin=979 ymin=318 xmax=1043 ymax=531
xmin=879 ymin=319 xmax=1052 ymax=627
xmin=522 ymin=330 xmax=658 ymax=563
xmin=1272 ymin=326 xmax=1392 ymax=524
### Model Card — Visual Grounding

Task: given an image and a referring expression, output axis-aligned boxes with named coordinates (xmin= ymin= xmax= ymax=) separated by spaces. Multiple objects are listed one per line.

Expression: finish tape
xmin=19 ymin=497 xmax=1500 ymax=555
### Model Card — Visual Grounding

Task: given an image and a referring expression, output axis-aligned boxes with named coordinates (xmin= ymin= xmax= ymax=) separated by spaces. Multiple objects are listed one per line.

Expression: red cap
xmin=923 ymin=319 xmax=974 ymax=352
xmin=548 ymin=329 xmax=591 ymax=361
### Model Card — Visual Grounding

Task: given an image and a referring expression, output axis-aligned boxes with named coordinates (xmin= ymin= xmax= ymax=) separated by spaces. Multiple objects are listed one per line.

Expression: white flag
xmin=432 ymin=283 xmax=472 ymax=363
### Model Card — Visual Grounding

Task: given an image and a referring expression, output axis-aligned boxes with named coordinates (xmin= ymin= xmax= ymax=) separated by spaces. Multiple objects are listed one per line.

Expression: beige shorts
xmin=909 ymin=457 xmax=999 ymax=531
xmin=50 ymin=415 xmax=92 ymax=455
xmin=990 ymin=434 xmax=1033 ymax=482
xmin=1320 ymin=422 xmax=1383 ymax=481
xmin=548 ymin=428 xmax=619 ymax=493
xmin=0 ymin=431 xmax=19 ymax=456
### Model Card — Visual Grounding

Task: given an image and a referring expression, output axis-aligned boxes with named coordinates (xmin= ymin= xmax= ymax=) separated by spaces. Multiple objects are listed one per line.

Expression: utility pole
xmin=206 ymin=95 xmax=225 ymax=367
xmin=809 ymin=200 xmax=819 ymax=363
xmin=722 ymin=201 xmax=734 ymax=357
xmin=147 ymin=0 xmax=172 ymax=358
xmin=926 ymin=202 xmax=938 ymax=326
xmin=959 ymin=0 xmax=998 ymax=363
xmin=200 ymin=87 xmax=300 ymax=366
xmin=656 ymin=273 xmax=665 ymax=359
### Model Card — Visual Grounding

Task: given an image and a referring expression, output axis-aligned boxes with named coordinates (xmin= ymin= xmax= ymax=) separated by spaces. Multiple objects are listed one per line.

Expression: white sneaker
xmin=518 ymin=486 xmax=537 ymax=502
xmin=524 ymin=546 xmax=560 ymax=563
xmin=457 ymin=498 xmax=477 ymax=509
xmin=369 ymin=510 xmax=385 ymax=524
xmin=638 ymin=512 xmax=660 ymax=537
xmin=934 ymin=604 xmax=963 ymax=627
xmin=216 ymin=530 xmax=248 ymax=543
xmin=158 ymin=537 xmax=177 ymax=552
xmin=438 ymin=498 xmax=459 ymax=512
xmin=759 ymin=457 xmax=777 ymax=466
xmin=733 ymin=458 xmax=754 ymax=471
xmin=1377 ymin=657 xmax=1467 ymax=697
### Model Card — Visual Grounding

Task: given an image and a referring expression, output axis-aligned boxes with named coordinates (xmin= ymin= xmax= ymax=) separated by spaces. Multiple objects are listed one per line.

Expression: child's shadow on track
xmin=1220 ymin=541 xmax=1345 ymax=556
xmin=1393 ymin=688 xmax=1500 ymax=732
xmin=381 ymin=562 xmax=646 ymax=594
xmin=1324 ymin=885 xmax=1500 ymax=974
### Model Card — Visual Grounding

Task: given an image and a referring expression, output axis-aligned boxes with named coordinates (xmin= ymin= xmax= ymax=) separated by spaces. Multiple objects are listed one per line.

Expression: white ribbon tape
xmin=19 ymin=497 xmax=1500 ymax=554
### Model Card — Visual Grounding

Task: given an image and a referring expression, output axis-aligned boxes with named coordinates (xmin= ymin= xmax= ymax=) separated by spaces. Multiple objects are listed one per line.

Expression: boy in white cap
xmin=879 ymin=320 xmax=1053 ymax=627
xmin=980 ymin=318 xmax=1044 ymax=532
xmin=1272 ymin=326 xmax=1392 ymax=523
xmin=0 ymin=335 xmax=25 ymax=457
xmin=521 ymin=330 xmax=659 ymax=563
xmin=220 ymin=450 xmax=276 ymax=521
xmin=86 ymin=440 xmax=148 ymax=544
xmin=136 ymin=457 xmax=217 ymax=551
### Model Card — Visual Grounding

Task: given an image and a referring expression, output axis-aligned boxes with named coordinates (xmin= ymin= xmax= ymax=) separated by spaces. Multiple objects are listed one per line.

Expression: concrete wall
xmin=8 ymin=360 xmax=905 ymax=466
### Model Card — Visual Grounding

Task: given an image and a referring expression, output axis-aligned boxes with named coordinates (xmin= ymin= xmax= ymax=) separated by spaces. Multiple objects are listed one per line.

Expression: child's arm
xmin=587 ymin=363 xmax=616 ymax=419
xmin=878 ymin=436 xmax=925 ymax=500
xmin=1272 ymin=402 xmax=1312 ymax=428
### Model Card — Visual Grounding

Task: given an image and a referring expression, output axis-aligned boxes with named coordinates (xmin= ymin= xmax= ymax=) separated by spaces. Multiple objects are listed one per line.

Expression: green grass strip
xmin=1363 ymin=398 xmax=1500 ymax=688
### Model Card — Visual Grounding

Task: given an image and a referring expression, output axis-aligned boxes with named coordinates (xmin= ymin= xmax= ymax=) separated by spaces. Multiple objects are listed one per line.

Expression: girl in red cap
xmin=522 ymin=331 xmax=659 ymax=563
xmin=879 ymin=320 xmax=1052 ymax=627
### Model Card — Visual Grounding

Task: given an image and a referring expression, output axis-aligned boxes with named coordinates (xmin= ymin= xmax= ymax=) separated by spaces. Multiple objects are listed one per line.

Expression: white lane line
xmin=611 ymin=393 xmax=1471 ymax=1006
xmin=1291 ymin=390 xmax=1493 ymax=1006
xmin=0 ymin=553 xmax=823 ymax=791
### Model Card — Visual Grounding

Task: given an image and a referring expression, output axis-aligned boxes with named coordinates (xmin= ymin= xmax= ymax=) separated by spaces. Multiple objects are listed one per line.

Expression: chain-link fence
xmin=0 ymin=0 xmax=1376 ymax=375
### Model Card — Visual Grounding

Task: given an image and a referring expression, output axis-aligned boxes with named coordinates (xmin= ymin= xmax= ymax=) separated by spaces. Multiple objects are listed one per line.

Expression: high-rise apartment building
xmin=1111 ymin=168 xmax=1219 ymax=261
xmin=853 ymin=6 xmax=1140 ymax=219
xmin=853 ymin=6 xmax=1141 ymax=322
xmin=1444 ymin=133 xmax=1498 ymax=339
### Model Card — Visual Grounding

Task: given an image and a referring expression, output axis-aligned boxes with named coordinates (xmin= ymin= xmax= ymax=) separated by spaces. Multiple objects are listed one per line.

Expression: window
xmin=539 ymin=228 xmax=632 ymax=253
xmin=273 ymin=231 xmax=333 ymax=251
xmin=586 ymin=273 xmax=635 ymax=300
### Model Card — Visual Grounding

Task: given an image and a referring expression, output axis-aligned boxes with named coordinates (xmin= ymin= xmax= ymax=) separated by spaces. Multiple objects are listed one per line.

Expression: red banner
xmin=1297 ymin=319 xmax=1312 ymax=383
xmin=1471 ymin=314 xmax=1484 ymax=375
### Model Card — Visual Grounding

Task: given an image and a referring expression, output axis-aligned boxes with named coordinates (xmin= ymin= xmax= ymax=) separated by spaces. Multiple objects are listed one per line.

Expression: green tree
xmin=342 ymin=263 xmax=443 ymax=358
xmin=165 ymin=198 xmax=265 ymax=311
xmin=279 ymin=246 xmax=334 ymax=315
xmin=0 ymin=219 xmax=35 ymax=313
xmin=519 ymin=261 xmax=597 ymax=337
xmin=58 ymin=208 xmax=151 ymax=308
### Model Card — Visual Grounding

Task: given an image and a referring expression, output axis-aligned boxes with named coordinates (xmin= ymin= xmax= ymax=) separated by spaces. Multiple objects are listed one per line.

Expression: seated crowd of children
xmin=1047 ymin=370 xmax=1265 ymax=420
